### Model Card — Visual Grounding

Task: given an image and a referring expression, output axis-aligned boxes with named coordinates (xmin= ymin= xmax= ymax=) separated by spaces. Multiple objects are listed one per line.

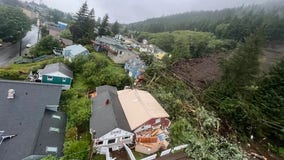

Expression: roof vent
xmin=7 ymin=89 xmax=15 ymax=99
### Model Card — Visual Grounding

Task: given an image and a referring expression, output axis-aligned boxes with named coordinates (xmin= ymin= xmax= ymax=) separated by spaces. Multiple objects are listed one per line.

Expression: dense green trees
xmin=111 ymin=21 xmax=120 ymax=35
xmin=70 ymin=2 xmax=95 ymax=44
xmin=59 ymin=29 xmax=72 ymax=39
xmin=129 ymin=3 xmax=284 ymax=42
xmin=63 ymin=140 xmax=89 ymax=160
xmin=252 ymin=59 xmax=284 ymax=146
xmin=170 ymin=119 xmax=244 ymax=159
xmin=73 ymin=53 xmax=131 ymax=90
xmin=204 ymin=31 xmax=284 ymax=155
xmin=0 ymin=0 xmax=23 ymax=7
xmin=206 ymin=33 xmax=264 ymax=135
xmin=138 ymin=31 xmax=236 ymax=62
xmin=0 ymin=6 xmax=31 ymax=42
xmin=41 ymin=25 xmax=49 ymax=37
xmin=40 ymin=155 xmax=59 ymax=160
xmin=30 ymin=35 xmax=60 ymax=57
xmin=98 ymin=14 xmax=111 ymax=36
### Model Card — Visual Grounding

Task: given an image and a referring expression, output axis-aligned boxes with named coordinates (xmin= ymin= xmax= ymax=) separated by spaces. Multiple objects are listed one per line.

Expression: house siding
xmin=92 ymin=128 xmax=134 ymax=153
xmin=134 ymin=118 xmax=171 ymax=133
xmin=42 ymin=75 xmax=72 ymax=86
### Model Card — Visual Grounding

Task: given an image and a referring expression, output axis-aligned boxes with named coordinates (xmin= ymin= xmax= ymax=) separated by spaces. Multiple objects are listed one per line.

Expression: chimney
xmin=7 ymin=89 xmax=15 ymax=99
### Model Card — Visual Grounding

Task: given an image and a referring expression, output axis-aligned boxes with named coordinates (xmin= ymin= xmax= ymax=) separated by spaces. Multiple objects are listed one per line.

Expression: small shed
xmin=39 ymin=63 xmax=73 ymax=90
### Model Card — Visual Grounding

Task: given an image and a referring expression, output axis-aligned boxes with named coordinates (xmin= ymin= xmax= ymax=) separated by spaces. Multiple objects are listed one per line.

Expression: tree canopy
xmin=30 ymin=35 xmax=60 ymax=57
xmin=138 ymin=31 xmax=236 ymax=63
xmin=98 ymin=14 xmax=111 ymax=36
xmin=111 ymin=21 xmax=120 ymax=35
xmin=129 ymin=3 xmax=284 ymax=42
xmin=69 ymin=2 xmax=95 ymax=44
xmin=0 ymin=6 xmax=31 ymax=42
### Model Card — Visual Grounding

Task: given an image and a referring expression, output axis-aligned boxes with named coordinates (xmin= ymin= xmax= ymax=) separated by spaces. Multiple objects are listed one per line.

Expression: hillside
xmin=128 ymin=1 xmax=284 ymax=42
xmin=172 ymin=42 xmax=284 ymax=90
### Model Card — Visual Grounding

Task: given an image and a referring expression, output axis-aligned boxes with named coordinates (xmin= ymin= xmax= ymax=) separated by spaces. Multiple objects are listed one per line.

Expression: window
xmin=46 ymin=146 xmax=58 ymax=153
xmin=49 ymin=127 xmax=60 ymax=133
xmin=97 ymin=141 xmax=103 ymax=145
xmin=108 ymin=139 xmax=116 ymax=144
xmin=62 ymin=78 xmax=66 ymax=82
xmin=122 ymin=136 xmax=130 ymax=140
xmin=52 ymin=115 xmax=61 ymax=120
xmin=47 ymin=76 xmax=53 ymax=81
xmin=155 ymin=118 xmax=161 ymax=124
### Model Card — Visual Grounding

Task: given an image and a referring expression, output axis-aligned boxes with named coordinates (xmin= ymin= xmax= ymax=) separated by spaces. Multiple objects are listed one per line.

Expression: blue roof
xmin=125 ymin=58 xmax=146 ymax=78
xmin=62 ymin=45 xmax=89 ymax=58
xmin=58 ymin=21 xmax=68 ymax=26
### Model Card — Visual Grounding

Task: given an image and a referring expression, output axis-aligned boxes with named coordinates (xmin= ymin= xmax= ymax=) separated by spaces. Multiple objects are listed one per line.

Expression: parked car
xmin=26 ymin=44 xmax=32 ymax=48
xmin=0 ymin=43 xmax=2 ymax=47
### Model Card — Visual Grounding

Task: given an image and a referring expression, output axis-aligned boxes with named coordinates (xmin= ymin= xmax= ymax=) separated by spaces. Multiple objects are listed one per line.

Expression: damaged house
xmin=90 ymin=85 xmax=171 ymax=155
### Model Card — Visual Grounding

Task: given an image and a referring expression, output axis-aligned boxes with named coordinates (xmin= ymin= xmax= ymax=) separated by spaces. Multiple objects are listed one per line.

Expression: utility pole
xmin=36 ymin=12 xmax=40 ymax=43
xmin=19 ymin=39 xmax=22 ymax=56
xmin=19 ymin=27 xmax=23 ymax=57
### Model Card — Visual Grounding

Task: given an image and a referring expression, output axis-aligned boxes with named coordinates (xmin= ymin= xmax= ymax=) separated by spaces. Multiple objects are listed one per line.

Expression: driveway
xmin=0 ymin=25 xmax=39 ymax=67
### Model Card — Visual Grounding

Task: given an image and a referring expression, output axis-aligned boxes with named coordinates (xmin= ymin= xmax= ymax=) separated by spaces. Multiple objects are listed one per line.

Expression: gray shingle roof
xmin=0 ymin=80 xmax=63 ymax=160
xmin=40 ymin=62 xmax=73 ymax=78
xmin=90 ymin=85 xmax=131 ymax=138
xmin=95 ymin=85 xmax=117 ymax=95
xmin=34 ymin=109 xmax=67 ymax=157
xmin=95 ymin=36 xmax=127 ymax=50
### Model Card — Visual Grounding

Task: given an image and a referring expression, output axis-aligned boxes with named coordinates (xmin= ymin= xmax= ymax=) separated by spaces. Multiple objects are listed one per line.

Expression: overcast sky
xmin=27 ymin=0 xmax=268 ymax=23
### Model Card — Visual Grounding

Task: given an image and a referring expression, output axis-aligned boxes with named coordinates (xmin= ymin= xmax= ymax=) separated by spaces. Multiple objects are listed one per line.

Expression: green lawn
xmin=0 ymin=56 xmax=63 ymax=80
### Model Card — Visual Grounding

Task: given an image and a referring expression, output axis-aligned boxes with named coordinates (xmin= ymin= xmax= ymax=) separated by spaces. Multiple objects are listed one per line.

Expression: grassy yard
xmin=0 ymin=56 xmax=63 ymax=80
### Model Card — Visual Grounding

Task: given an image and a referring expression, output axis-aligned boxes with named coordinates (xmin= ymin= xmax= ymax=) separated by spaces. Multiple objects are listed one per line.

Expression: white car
xmin=26 ymin=44 xmax=32 ymax=48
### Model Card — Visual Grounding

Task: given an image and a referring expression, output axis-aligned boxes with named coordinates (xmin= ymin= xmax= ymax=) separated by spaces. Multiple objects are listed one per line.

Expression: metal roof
xmin=90 ymin=85 xmax=131 ymax=138
xmin=62 ymin=44 xmax=89 ymax=58
xmin=40 ymin=62 xmax=73 ymax=78
xmin=118 ymin=89 xmax=169 ymax=130
xmin=0 ymin=80 xmax=64 ymax=160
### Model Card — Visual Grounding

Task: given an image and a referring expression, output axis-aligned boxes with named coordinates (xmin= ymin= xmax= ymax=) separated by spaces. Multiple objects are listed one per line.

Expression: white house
xmin=90 ymin=86 xmax=134 ymax=153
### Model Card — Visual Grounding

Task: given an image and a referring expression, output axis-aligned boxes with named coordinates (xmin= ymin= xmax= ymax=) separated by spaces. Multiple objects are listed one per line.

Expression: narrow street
xmin=0 ymin=25 xmax=39 ymax=67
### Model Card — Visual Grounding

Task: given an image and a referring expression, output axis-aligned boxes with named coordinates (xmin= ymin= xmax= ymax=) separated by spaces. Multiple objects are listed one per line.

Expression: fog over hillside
xmin=22 ymin=0 xmax=272 ymax=23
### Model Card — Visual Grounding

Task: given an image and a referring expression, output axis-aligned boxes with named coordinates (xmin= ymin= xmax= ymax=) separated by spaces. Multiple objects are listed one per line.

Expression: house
xmin=90 ymin=86 xmax=134 ymax=154
xmin=0 ymin=80 xmax=67 ymax=160
xmin=38 ymin=63 xmax=73 ymax=90
xmin=117 ymin=89 xmax=171 ymax=155
xmin=154 ymin=48 xmax=167 ymax=60
xmin=60 ymin=38 xmax=73 ymax=47
xmin=94 ymin=36 xmax=127 ymax=55
xmin=90 ymin=85 xmax=171 ymax=155
xmin=117 ymin=89 xmax=170 ymax=133
xmin=124 ymin=58 xmax=146 ymax=79
xmin=95 ymin=36 xmax=138 ymax=64
xmin=62 ymin=44 xmax=89 ymax=62
xmin=58 ymin=21 xmax=68 ymax=30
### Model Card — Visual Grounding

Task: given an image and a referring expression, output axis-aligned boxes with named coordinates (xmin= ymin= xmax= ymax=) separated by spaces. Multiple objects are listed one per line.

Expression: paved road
xmin=0 ymin=25 xmax=39 ymax=67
